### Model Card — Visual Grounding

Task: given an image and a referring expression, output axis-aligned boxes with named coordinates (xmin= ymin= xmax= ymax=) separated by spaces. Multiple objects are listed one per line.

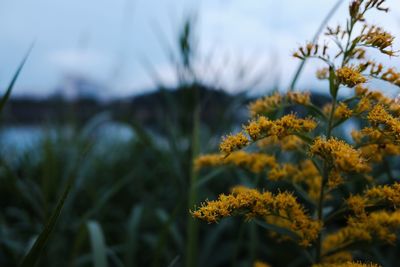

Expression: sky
xmin=1 ymin=0 xmax=400 ymax=98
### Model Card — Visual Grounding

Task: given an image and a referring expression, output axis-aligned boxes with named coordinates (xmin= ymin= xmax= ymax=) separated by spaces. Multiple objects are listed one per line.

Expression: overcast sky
xmin=1 ymin=0 xmax=400 ymax=98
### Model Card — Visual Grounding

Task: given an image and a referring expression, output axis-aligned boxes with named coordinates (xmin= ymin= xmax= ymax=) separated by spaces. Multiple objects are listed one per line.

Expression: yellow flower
xmin=334 ymin=102 xmax=353 ymax=120
xmin=354 ymin=96 xmax=371 ymax=113
xmin=351 ymin=126 xmax=400 ymax=162
xmin=310 ymin=137 xmax=370 ymax=173
xmin=243 ymin=114 xmax=316 ymax=142
xmin=268 ymin=163 xmax=297 ymax=181
xmin=347 ymin=195 xmax=367 ymax=217
xmin=248 ymin=92 xmax=282 ymax=117
xmin=286 ymin=91 xmax=311 ymax=105
xmin=322 ymin=211 xmax=400 ymax=255
xmin=327 ymin=169 xmax=343 ymax=189
xmin=194 ymin=151 xmax=277 ymax=173
xmin=336 ymin=66 xmax=367 ymax=87
xmin=365 ymin=183 xmax=400 ymax=205
xmin=368 ymin=105 xmax=400 ymax=142
xmin=220 ymin=132 xmax=249 ymax=154
xmin=192 ymin=186 xmax=321 ymax=246
xmin=360 ymin=25 xmax=395 ymax=55
xmin=248 ymin=91 xmax=312 ymax=117
xmin=194 ymin=154 xmax=223 ymax=171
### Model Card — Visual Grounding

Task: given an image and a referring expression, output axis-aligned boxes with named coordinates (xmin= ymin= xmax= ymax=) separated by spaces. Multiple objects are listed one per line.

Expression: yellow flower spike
xmin=354 ymin=96 xmax=371 ymax=113
xmin=194 ymin=151 xmax=277 ymax=173
xmin=248 ymin=92 xmax=282 ymax=117
xmin=352 ymin=126 xmax=400 ymax=162
xmin=193 ymin=154 xmax=223 ymax=171
xmin=355 ymin=85 xmax=368 ymax=96
xmin=359 ymin=25 xmax=395 ymax=55
xmin=322 ymin=210 xmax=400 ymax=256
xmin=268 ymin=164 xmax=298 ymax=181
xmin=327 ymin=169 xmax=343 ymax=189
xmin=310 ymin=137 xmax=370 ymax=173
xmin=347 ymin=195 xmax=367 ymax=217
xmin=248 ymin=91 xmax=313 ymax=117
xmin=220 ymin=132 xmax=249 ymax=154
xmin=243 ymin=114 xmax=316 ymax=143
xmin=192 ymin=186 xmax=321 ymax=246
xmin=363 ymin=183 xmax=400 ymax=207
xmin=286 ymin=91 xmax=311 ymax=105
xmin=368 ymin=105 xmax=400 ymax=141
xmin=334 ymin=102 xmax=353 ymax=120
xmin=336 ymin=66 xmax=367 ymax=87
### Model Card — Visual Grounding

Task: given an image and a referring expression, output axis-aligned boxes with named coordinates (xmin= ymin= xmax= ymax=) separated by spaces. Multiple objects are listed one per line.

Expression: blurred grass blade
xmin=87 ymin=221 xmax=108 ymax=267
xmin=19 ymin=179 xmax=72 ymax=267
xmin=0 ymin=43 xmax=33 ymax=113
xmin=167 ymin=255 xmax=180 ymax=267
xmin=125 ymin=205 xmax=143 ymax=267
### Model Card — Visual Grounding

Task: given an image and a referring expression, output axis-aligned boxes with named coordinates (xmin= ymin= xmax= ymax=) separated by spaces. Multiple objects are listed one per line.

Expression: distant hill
xmin=2 ymin=85 xmax=331 ymax=133
xmin=2 ymin=84 xmax=246 ymax=130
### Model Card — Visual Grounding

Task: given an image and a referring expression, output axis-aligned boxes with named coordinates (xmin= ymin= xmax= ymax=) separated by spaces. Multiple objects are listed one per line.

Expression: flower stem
xmin=315 ymin=70 xmax=338 ymax=263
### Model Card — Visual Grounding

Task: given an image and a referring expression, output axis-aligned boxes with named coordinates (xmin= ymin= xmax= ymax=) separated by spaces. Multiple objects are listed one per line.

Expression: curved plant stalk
xmin=289 ymin=0 xmax=344 ymax=91
xmin=0 ymin=43 xmax=33 ymax=114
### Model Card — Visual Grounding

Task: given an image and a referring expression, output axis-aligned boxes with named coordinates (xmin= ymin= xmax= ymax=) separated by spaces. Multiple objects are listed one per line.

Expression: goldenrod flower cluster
xmin=219 ymin=114 xmax=316 ymax=155
xmin=334 ymin=102 xmax=353 ymax=120
xmin=248 ymin=92 xmax=282 ymax=117
xmin=359 ymin=25 xmax=395 ymax=55
xmin=310 ymin=137 xmax=370 ymax=173
xmin=194 ymin=151 xmax=277 ymax=173
xmin=336 ymin=66 xmax=367 ymax=88
xmin=367 ymin=105 xmax=400 ymax=142
xmin=354 ymin=85 xmax=400 ymax=115
xmin=347 ymin=183 xmax=400 ymax=216
xmin=193 ymin=1 xmax=400 ymax=265
xmin=249 ymin=91 xmax=311 ymax=117
xmin=365 ymin=62 xmax=400 ymax=86
xmin=352 ymin=127 xmax=400 ymax=162
xmin=244 ymin=114 xmax=316 ymax=142
xmin=322 ymin=211 xmax=400 ymax=253
xmin=219 ymin=132 xmax=249 ymax=154
xmin=192 ymin=186 xmax=321 ymax=246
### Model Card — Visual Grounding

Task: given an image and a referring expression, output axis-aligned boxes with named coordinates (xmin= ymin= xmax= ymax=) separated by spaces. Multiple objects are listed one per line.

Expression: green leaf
xmin=19 ymin=179 xmax=72 ymax=267
xmin=329 ymin=66 xmax=337 ymax=98
xmin=125 ymin=205 xmax=143 ymax=267
xmin=0 ymin=43 xmax=33 ymax=113
xmin=87 ymin=220 xmax=108 ymax=267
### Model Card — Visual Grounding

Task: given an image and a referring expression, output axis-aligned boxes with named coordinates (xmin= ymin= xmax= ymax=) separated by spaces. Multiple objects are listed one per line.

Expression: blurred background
xmin=1 ymin=0 xmax=400 ymax=266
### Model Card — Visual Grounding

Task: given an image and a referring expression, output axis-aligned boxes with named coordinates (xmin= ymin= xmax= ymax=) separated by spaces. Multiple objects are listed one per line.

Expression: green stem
xmin=315 ymin=71 xmax=338 ymax=263
xmin=185 ymin=88 xmax=200 ymax=267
